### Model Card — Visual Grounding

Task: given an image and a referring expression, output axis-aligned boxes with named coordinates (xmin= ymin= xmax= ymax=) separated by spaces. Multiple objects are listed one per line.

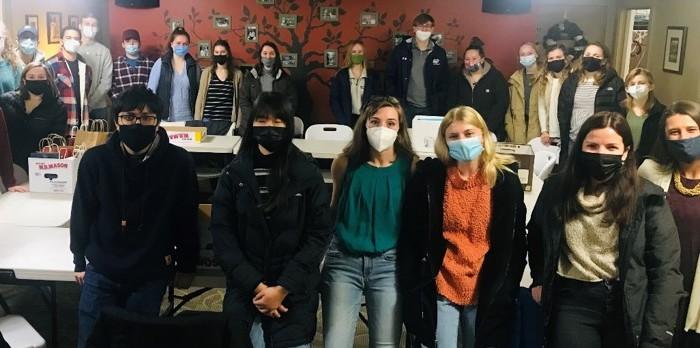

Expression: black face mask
xmin=213 ymin=55 xmax=228 ymax=65
xmin=547 ymin=59 xmax=566 ymax=73
xmin=253 ymin=126 xmax=288 ymax=153
xmin=26 ymin=80 xmax=50 ymax=95
xmin=667 ymin=136 xmax=700 ymax=163
xmin=582 ymin=56 xmax=603 ymax=72
xmin=119 ymin=125 xmax=157 ymax=152
xmin=579 ymin=151 xmax=623 ymax=182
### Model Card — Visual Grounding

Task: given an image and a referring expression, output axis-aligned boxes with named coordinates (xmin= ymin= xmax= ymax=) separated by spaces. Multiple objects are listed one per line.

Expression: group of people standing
xmin=0 ymin=10 xmax=698 ymax=348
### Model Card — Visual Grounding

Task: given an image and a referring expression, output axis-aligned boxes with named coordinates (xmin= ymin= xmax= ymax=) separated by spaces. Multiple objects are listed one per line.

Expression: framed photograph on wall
xmin=320 ymin=7 xmax=339 ymax=22
xmin=68 ymin=15 xmax=80 ymax=28
xmin=46 ymin=12 xmax=62 ymax=44
xmin=170 ymin=18 xmax=184 ymax=32
xmin=245 ymin=25 xmax=259 ymax=43
xmin=279 ymin=14 xmax=297 ymax=29
xmin=25 ymin=15 xmax=39 ymax=30
xmin=197 ymin=40 xmax=211 ymax=59
xmin=256 ymin=0 xmax=275 ymax=4
xmin=663 ymin=26 xmax=687 ymax=74
xmin=324 ymin=49 xmax=338 ymax=68
xmin=360 ymin=12 xmax=378 ymax=27
xmin=281 ymin=53 xmax=297 ymax=68
xmin=212 ymin=15 xmax=231 ymax=30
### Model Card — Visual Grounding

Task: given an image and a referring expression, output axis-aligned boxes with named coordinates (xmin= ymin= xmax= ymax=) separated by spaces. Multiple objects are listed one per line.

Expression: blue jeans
xmin=436 ymin=297 xmax=478 ymax=348
xmin=249 ymin=316 xmax=311 ymax=348
xmin=77 ymin=264 xmax=168 ymax=348
xmin=321 ymin=240 xmax=402 ymax=348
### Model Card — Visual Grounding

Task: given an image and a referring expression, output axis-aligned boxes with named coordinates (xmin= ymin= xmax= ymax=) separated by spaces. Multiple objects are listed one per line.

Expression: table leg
xmin=50 ymin=283 xmax=58 ymax=348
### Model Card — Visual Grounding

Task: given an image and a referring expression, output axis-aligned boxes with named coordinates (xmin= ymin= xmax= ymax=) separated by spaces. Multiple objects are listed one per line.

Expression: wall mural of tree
xmin=109 ymin=0 xmax=536 ymax=124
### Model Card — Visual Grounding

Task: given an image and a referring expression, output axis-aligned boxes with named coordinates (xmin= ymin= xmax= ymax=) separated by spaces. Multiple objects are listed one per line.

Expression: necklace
xmin=673 ymin=171 xmax=700 ymax=197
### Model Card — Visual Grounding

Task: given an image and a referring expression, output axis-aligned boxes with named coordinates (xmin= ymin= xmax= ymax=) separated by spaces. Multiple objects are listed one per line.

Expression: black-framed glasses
xmin=117 ymin=112 xmax=158 ymax=126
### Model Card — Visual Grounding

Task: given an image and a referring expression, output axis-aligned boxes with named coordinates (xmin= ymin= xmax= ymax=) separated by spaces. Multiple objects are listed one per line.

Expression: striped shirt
xmin=203 ymin=74 xmax=234 ymax=121
xmin=254 ymin=150 xmax=273 ymax=204
xmin=570 ymin=79 xmax=599 ymax=142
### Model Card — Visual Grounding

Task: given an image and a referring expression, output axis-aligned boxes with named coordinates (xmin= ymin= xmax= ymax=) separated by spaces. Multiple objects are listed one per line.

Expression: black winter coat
xmin=70 ymin=128 xmax=199 ymax=283
xmin=398 ymin=158 xmax=527 ymax=348
xmin=329 ymin=67 xmax=381 ymax=126
xmin=622 ymin=99 xmax=666 ymax=165
xmin=1 ymin=91 xmax=67 ymax=171
xmin=557 ymin=69 xmax=626 ymax=164
xmin=239 ymin=68 xmax=298 ymax=135
xmin=527 ymin=175 xmax=684 ymax=348
xmin=446 ymin=65 xmax=510 ymax=141
xmin=210 ymin=145 xmax=332 ymax=347
xmin=154 ymin=52 xmax=201 ymax=121
xmin=385 ymin=37 xmax=450 ymax=116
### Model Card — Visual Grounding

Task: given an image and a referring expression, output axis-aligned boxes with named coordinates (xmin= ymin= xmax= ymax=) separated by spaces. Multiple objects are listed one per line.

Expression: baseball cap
xmin=122 ymin=29 xmax=140 ymax=42
xmin=17 ymin=25 xmax=38 ymax=39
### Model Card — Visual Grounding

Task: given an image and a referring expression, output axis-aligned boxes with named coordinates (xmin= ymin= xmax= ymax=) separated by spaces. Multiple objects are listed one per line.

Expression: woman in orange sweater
xmin=398 ymin=106 xmax=527 ymax=348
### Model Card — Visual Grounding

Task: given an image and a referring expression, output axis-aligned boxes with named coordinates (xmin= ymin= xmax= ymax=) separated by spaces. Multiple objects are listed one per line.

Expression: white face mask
xmin=415 ymin=30 xmax=432 ymax=42
xmin=366 ymin=127 xmax=398 ymax=153
xmin=63 ymin=39 xmax=80 ymax=53
xmin=627 ymin=84 xmax=650 ymax=100
xmin=82 ymin=26 xmax=97 ymax=39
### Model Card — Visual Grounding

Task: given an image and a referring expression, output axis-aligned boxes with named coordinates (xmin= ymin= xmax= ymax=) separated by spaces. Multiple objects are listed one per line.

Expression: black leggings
xmin=551 ymin=277 xmax=627 ymax=348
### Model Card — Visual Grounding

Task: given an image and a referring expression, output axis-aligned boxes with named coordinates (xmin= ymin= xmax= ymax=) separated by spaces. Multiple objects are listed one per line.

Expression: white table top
xmin=173 ymin=135 xmax=241 ymax=154
xmin=291 ymin=138 xmax=350 ymax=159
xmin=0 ymin=224 xmax=74 ymax=282
xmin=0 ymin=192 xmax=72 ymax=227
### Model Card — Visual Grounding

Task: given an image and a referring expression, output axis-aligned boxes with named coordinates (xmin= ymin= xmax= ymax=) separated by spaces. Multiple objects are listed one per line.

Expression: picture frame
xmin=68 ymin=15 xmax=80 ymax=28
xmin=212 ymin=15 xmax=231 ymax=31
xmin=360 ymin=12 xmax=378 ymax=27
xmin=279 ymin=14 xmax=297 ymax=29
xmin=324 ymin=49 xmax=338 ymax=68
xmin=320 ymin=7 xmax=339 ymax=22
xmin=662 ymin=26 xmax=688 ymax=74
xmin=46 ymin=12 xmax=62 ymax=44
xmin=245 ymin=24 xmax=259 ymax=43
xmin=281 ymin=53 xmax=298 ymax=68
xmin=25 ymin=15 xmax=39 ymax=30
xmin=170 ymin=18 xmax=184 ymax=32
xmin=256 ymin=0 xmax=275 ymax=4
xmin=197 ymin=40 xmax=211 ymax=59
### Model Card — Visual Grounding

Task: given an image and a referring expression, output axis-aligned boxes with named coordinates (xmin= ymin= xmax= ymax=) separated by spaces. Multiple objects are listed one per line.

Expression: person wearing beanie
xmin=15 ymin=25 xmax=45 ymax=66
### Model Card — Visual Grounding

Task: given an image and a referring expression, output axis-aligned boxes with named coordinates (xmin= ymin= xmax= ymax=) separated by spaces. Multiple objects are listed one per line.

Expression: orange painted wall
xmin=108 ymin=0 xmax=536 ymax=124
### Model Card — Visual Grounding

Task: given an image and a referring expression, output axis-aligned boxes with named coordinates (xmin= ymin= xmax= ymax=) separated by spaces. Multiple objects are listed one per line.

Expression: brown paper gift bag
xmin=73 ymin=119 xmax=110 ymax=150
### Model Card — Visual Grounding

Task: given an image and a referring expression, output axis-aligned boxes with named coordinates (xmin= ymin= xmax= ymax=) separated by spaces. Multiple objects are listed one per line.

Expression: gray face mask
xmin=261 ymin=57 xmax=274 ymax=69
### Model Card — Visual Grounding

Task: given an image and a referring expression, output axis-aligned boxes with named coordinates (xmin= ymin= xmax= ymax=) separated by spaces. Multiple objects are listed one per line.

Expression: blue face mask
xmin=668 ymin=135 xmax=700 ymax=163
xmin=172 ymin=44 xmax=188 ymax=57
xmin=448 ymin=137 xmax=484 ymax=162
xmin=125 ymin=43 xmax=139 ymax=56
xmin=519 ymin=54 xmax=537 ymax=68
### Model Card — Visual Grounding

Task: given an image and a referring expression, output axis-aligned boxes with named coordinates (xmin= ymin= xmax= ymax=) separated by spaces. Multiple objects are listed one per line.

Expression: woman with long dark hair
xmin=147 ymin=26 xmax=201 ymax=121
xmin=239 ymin=42 xmax=297 ymax=135
xmin=638 ymin=100 xmax=700 ymax=348
xmin=528 ymin=111 xmax=683 ymax=347
xmin=211 ymin=91 xmax=331 ymax=348
xmin=322 ymin=96 xmax=417 ymax=347
xmin=194 ymin=39 xmax=242 ymax=135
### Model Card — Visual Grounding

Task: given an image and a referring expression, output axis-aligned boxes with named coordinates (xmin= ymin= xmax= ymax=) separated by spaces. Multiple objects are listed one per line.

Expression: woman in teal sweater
xmin=321 ymin=96 xmax=418 ymax=347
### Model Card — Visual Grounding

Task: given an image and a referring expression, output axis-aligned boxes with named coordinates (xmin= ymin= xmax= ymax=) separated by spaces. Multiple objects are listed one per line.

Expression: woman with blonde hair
xmin=506 ymin=41 xmax=543 ymax=144
xmin=322 ymin=96 xmax=417 ymax=347
xmin=399 ymin=106 xmax=526 ymax=347
xmin=329 ymin=40 xmax=381 ymax=127
xmin=622 ymin=68 xmax=665 ymax=163
xmin=0 ymin=21 xmax=22 ymax=94
xmin=537 ymin=44 xmax=571 ymax=145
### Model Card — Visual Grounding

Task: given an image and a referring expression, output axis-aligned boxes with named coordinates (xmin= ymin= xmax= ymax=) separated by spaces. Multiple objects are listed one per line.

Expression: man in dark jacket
xmin=70 ymin=85 xmax=199 ymax=348
xmin=385 ymin=13 xmax=450 ymax=126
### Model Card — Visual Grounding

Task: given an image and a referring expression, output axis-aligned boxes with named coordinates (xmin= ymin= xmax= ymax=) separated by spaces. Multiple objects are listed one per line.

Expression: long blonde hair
xmin=343 ymin=40 xmax=367 ymax=70
xmin=623 ymin=68 xmax=656 ymax=111
xmin=0 ymin=21 xmax=20 ymax=71
xmin=435 ymin=106 xmax=516 ymax=187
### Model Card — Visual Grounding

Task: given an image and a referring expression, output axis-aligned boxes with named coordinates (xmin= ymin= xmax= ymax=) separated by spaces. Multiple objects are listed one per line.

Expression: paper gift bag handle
xmin=92 ymin=119 xmax=109 ymax=132
xmin=48 ymin=133 xmax=67 ymax=147
xmin=73 ymin=144 xmax=87 ymax=159
xmin=38 ymin=138 xmax=59 ymax=153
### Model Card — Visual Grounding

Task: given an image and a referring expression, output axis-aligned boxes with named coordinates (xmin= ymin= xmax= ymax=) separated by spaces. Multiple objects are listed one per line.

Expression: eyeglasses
xmin=117 ymin=112 xmax=158 ymax=125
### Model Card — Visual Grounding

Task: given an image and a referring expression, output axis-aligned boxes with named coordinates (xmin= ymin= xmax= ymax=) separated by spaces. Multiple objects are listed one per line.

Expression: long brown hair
xmin=623 ymin=68 xmax=656 ymax=112
xmin=574 ymin=42 xmax=613 ymax=86
xmin=650 ymin=100 xmax=700 ymax=171
xmin=559 ymin=111 xmax=639 ymax=226
xmin=0 ymin=22 xmax=20 ymax=71
xmin=537 ymin=44 xmax=571 ymax=95
xmin=341 ymin=96 xmax=416 ymax=169
xmin=19 ymin=62 xmax=59 ymax=100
